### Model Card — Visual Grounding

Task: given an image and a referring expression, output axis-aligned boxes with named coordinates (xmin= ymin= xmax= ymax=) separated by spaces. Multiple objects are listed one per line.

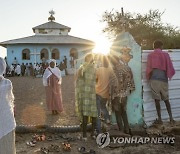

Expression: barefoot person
xmin=146 ymin=40 xmax=175 ymax=124
xmin=43 ymin=59 xmax=63 ymax=115
xmin=75 ymin=53 xmax=97 ymax=140
xmin=110 ymin=47 xmax=135 ymax=134
xmin=0 ymin=57 xmax=16 ymax=154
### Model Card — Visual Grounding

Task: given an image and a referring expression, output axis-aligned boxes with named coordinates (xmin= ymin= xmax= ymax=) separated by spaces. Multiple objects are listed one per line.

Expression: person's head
xmin=49 ymin=59 xmax=56 ymax=68
xmin=153 ymin=40 xmax=163 ymax=49
xmin=0 ymin=57 xmax=6 ymax=77
xmin=84 ymin=53 xmax=94 ymax=63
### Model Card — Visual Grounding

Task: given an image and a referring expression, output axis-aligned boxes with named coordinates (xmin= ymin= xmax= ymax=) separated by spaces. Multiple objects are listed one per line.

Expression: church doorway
xmin=70 ymin=48 xmax=78 ymax=68
xmin=40 ymin=48 xmax=49 ymax=60
xmin=51 ymin=48 xmax=60 ymax=59
xmin=22 ymin=48 xmax=30 ymax=60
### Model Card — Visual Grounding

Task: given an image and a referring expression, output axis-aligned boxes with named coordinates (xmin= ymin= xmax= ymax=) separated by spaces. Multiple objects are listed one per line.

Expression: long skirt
xmin=45 ymin=79 xmax=63 ymax=112
xmin=0 ymin=130 xmax=16 ymax=154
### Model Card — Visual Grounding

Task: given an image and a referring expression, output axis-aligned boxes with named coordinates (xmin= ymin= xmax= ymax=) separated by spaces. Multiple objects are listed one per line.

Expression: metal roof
xmin=0 ymin=35 xmax=95 ymax=47
xmin=142 ymin=50 xmax=180 ymax=126
xmin=32 ymin=21 xmax=71 ymax=31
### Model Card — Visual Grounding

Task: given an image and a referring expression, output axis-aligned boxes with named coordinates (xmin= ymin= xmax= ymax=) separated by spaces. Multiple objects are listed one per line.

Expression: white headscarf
xmin=0 ymin=57 xmax=6 ymax=78
xmin=0 ymin=57 xmax=16 ymax=139
xmin=49 ymin=59 xmax=57 ymax=66
xmin=43 ymin=59 xmax=62 ymax=86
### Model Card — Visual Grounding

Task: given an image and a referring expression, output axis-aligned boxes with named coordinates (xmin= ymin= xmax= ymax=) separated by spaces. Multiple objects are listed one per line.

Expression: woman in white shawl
xmin=43 ymin=59 xmax=63 ymax=115
xmin=0 ymin=57 xmax=16 ymax=154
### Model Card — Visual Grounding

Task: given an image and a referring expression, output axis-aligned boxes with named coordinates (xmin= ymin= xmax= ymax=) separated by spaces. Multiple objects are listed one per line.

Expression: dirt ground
xmin=11 ymin=75 xmax=79 ymax=126
xmin=15 ymin=132 xmax=180 ymax=154
xmin=9 ymin=76 xmax=180 ymax=154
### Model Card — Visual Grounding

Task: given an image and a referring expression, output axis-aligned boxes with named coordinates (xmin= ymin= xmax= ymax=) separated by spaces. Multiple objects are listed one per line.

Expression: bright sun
xmin=93 ymin=38 xmax=111 ymax=55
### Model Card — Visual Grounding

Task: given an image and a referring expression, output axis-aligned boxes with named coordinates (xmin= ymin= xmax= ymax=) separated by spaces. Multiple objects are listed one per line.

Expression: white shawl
xmin=0 ymin=78 xmax=16 ymax=139
xmin=43 ymin=66 xmax=62 ymax=86
xmin=0 ymin=57 xmax=16 ymax=139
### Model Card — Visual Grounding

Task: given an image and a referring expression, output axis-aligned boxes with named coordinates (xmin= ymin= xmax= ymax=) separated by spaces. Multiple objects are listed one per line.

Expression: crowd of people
xmin=4 ymin=56 xmax=68 ymax=78
xmin=0 ymin=40 xmax=176 ymax=153
xmin=74 ymin=40 xmax=175 ymax=140
xmin=75 ymin=48 xmax=135 ymax=140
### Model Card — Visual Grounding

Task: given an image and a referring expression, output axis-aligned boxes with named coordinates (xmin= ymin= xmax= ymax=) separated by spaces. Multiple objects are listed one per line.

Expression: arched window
xmin=51 ymin=48 xmax=60 ymax=59
xmin=70 ymin=48 xmax=78 ymax=60
xmin=69 ymin=48 xmax=78 ymax=68
xmin=40 ymin=48 xmax=49 ymax=60
xmin=22 ymin=49 xmax=30 ymax=60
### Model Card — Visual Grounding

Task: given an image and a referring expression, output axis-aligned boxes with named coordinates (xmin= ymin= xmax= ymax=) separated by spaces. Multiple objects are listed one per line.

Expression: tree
xmin=101 ymin=9 xmax=180 ymax=49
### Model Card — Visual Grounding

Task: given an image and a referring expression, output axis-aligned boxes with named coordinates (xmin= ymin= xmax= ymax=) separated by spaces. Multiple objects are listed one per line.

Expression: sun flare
xmin=93 ymin=38 xmax=111 ymax=55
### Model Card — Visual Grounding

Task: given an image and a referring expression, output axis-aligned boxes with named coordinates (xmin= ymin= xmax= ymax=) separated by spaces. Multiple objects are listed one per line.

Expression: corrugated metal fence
xmin=142 ymin=50 xmax=180 ymax=126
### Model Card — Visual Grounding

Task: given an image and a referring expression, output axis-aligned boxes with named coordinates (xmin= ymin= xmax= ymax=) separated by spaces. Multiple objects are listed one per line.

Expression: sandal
xmin=54 ymin=145 xmax=60 ymax=152
xmin=78 ymin=147 xmax=95 ymax=154
xmin=32 ymin=134 xmax=46 ymax=141
xmin=41 ymin=147 xmax=49 ymax=154
xmin=62 ymin=142 xmax=71 ymax=152
xmin=26 ymin=141 xmax=36 ymax=147
xmin=48 ymin=144 xmax=60 ymax=152
xmin=78 ymin=147 xmax=88 ymax=154
xmin=37 ymin=134 xmax=46 ymax=141
xmin=32 ymin=134 xmax=39 ymax=140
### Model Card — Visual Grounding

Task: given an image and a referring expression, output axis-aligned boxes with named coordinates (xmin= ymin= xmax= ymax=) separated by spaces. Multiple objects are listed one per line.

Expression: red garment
xmin=45 ymin=74 xmax=63 ymax=112
xmin=146 ymin=49 xmax=175 ymax=80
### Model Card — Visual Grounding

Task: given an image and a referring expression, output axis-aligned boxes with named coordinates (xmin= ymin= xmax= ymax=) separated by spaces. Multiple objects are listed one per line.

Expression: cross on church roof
xmin=48 ymin=10 xmax=55 ymax=21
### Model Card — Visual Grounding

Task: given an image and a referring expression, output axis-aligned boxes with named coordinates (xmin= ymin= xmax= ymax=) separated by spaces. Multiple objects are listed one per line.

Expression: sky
xmin=0 ymin=0 xmax=180 ymax=57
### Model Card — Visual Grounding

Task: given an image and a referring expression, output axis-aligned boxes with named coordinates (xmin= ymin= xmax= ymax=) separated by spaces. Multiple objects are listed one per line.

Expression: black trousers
xmin=112 ymin=97 xmax=130 ymax=133
xmin=82 ymin=116 xmax=96 ymax=137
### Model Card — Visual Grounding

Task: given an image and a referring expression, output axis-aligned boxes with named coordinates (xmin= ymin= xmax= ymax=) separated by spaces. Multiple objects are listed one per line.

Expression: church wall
xmin=6 ymin=44 xmax=93 ymax=68
xmin=110 ymin=32 xmax=143 ymax=127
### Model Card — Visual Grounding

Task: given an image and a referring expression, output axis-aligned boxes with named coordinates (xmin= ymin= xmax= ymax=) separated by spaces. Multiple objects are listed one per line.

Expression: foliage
xmin=101 ymin=9 xmax=180 ymax=49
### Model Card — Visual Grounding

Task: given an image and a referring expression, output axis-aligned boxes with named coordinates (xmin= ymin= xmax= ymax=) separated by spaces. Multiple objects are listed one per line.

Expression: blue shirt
xmin=150 ymin=68 xmax=168 ymax=82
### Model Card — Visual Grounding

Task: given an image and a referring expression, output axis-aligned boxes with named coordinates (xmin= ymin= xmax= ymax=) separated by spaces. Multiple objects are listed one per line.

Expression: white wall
xmin=142 ymin=50 xmax=180 ymax=126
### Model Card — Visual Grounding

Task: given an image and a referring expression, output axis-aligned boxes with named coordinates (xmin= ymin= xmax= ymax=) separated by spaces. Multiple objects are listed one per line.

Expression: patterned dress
xmin=110 ymin=60 xmax=135 ymax=111
xmin=75 ymin=62 xmax=97 ymax=120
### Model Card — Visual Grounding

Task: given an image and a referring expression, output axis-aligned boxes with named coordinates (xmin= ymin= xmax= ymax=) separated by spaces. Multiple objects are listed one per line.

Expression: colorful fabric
xmin=75 ymin=62 xmax=97 ymax=120
xmin=150 ymin=68 xmax=168 ymax=82
xmin=110 ymin=60 xmax=135 ymax=99
xmin=146 ymin=49 xmax=175 ymax=80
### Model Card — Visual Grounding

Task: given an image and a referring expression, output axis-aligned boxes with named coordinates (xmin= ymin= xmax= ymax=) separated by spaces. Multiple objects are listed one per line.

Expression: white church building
xmin=0 ymin=12 xmax=95 ymax=69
